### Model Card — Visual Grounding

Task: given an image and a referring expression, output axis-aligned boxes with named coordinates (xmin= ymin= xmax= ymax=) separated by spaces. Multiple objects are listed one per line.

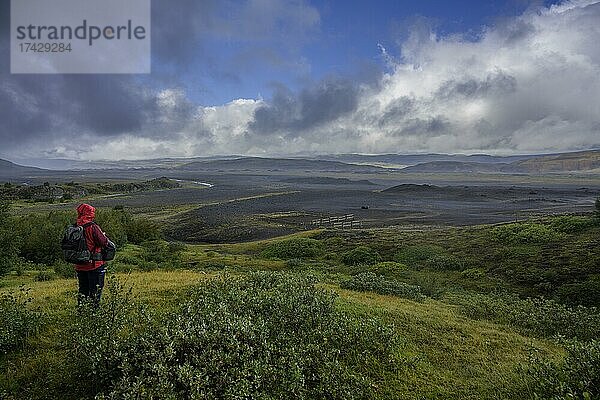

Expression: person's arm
xmin=91 ymin=224 xmax=109 ymax=248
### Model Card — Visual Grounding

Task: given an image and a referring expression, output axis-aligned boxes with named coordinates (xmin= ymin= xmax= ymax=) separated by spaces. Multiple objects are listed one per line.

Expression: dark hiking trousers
xmin=77 ymin=267 xmax=106 ymax=305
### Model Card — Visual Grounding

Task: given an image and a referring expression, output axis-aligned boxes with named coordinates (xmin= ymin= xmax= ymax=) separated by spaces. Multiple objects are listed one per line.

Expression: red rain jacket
xmin=75 ymin=203 xmax=109 ymax=272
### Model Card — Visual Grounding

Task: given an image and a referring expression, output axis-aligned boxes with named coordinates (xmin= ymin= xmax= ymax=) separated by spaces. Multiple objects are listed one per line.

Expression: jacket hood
xmin=76 ymin=203 xmax=95 ymax=225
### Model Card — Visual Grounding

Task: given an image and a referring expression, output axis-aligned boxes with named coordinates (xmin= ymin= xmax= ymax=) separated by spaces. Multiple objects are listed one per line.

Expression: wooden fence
xmin=310 ymin=214 xmax=362 ymax=229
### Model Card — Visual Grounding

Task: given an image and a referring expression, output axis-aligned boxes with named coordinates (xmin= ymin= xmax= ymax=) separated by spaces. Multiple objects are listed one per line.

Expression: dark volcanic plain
xmin=3 ymin=154 xmax=599 ymax=242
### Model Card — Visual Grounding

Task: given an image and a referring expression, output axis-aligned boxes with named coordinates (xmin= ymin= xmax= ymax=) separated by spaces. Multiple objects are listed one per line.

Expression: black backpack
xmin=61 ymin=222 xmax=94 ymax=264
xmin=61 ymin=222 xmax=117 ymax=263
xmin=101 ymin=239 xmax=117 ymax=261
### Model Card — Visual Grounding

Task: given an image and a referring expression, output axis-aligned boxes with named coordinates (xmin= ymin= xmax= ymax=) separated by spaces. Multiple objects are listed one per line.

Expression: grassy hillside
xmin=0 ymin=270 xmax=561 ymax=400
xmin=1 ymin=211 xmax=599 ymax=399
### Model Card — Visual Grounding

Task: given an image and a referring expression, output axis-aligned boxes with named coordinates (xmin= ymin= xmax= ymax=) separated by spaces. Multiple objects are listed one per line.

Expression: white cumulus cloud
xmin=6 ymin=0 xmax=600 ymax=160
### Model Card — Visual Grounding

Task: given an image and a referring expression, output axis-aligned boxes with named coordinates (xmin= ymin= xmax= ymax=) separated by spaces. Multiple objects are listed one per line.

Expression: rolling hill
xmin=399 ymin=150 xmax=600 ymax=173
xmin=316 ymin=152 xmax=537 ymax=166
xmin=0 ymin=159 xmax=47 ymax=180
xmin=399 ymin=161 xmax=519 ymax=173
xmin=513 ymin=149 xmax=600 ymax=173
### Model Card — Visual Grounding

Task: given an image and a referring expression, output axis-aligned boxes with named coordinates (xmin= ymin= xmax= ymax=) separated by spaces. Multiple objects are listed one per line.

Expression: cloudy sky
xmin=1 ymin=0 xmax=599 ymax=161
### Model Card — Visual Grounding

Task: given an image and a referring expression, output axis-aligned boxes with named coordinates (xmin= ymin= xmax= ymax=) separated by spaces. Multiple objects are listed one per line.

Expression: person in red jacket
xmin=75 ymin=203 xmax=109 ymax=305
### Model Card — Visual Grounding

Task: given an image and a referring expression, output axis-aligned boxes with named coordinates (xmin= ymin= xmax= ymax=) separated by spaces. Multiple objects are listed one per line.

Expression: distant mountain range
xmin=1 ymin=149 xmax=599 ymax=182
xmin=401 ymin=150 xmax=600 ymax=173
xmin=1 ymin=152 xmax=551 ymax=171
xmin=7 ymin=156 xmax=237 ymax=170
xmin=175 ymin=157 xmax=385 ymax=173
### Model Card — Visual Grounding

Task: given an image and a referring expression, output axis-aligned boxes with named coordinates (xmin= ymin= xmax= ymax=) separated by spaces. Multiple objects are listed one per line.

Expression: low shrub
xmin=0 ymin=287 xmax=41 ymax=354
xmin=323 ymin=252 xmax=339 ymax=261
xmin=198 ymin=261 xmax=227 ymax=270
xmin=108 ymin=262 xmax=135 ymax=273
xmin=53 ymin=262 xmax=75 ymax=279
xmin=0 ymin=201 xmax=14 ymax=277
xmin=70 ymin=273 xmax=400 ymax=399
xmin=114 ymin=252 xmax=144 ymax=266
xmin=523 ymin=339 xmax=600 ymax=400
xmin=369 ymin=261 xmax=409 ymax=276
xmin=461 ymin=268 xmax=486 ymax=279
xmin=490 ymin=223 xmax=564 ymax=244
xmin=407 ymin=273 xmax=449 ymax=299
xmin=205 ymin=251 xmax=219 ymax=258
xmin=94 ymin=209 xmax=128 ymax=247
xmin=394 ymin=245 xmax=444 ymax=267
xmin=324 ymin=236 xmax=345 ymax=247
xmin=15 ymin=211 xmax=71 ymax=266
xmin=261 ymin=238 xmax=324 ymax=259
xmin=341 ymin=246 xmax=381 ymax=266
xmin=426 ymin=254 xmax=464 ymax=271
xmin=555 ymin=279 xmax=600 ymax=307
xmin=340 ymin=272 xmax=426 ymax=302
xmin=124 ymin=218 xmax=162 ymax=245
xmin=68 ymin=279 xmax=147 ymax=396
xmin=549 ymin=215 xmax=595 ymax=233
xmin=139 ymin=240 xmax=184 ymax=268
xmin=109 ymin=250 xmax=144 ymax=272
xmin=285 ymin=258 xmax=305 ymax=269
xmin=449 ymin=292 xmax=600 ymax=340
xmin=140 ymin=261 xmax=162 ymax=272
xmin=34 ymin=270 xmax=55 ymax=282
xmin=495 ymin=244 xmax=541 ymax=259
